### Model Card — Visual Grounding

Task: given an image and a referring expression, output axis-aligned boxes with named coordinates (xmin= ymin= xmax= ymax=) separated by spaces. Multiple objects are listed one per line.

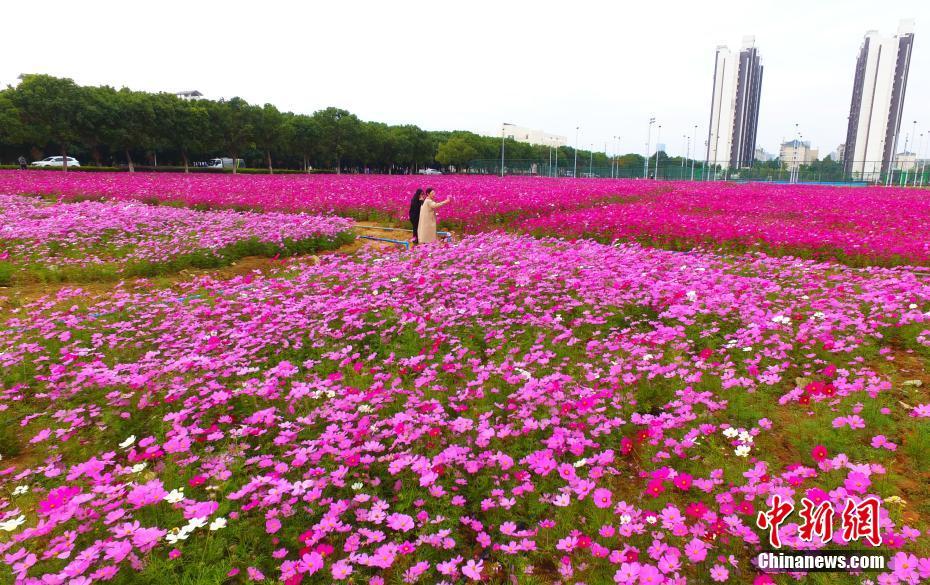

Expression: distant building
xmin=780 ymin=139 xmax=819 ymax=170
xmin=176 ymin=90 xmax=205 ymax=101
xmin=754 ymin=147 xmax=775 ymax=162
xmin=843 ymin=20 xmax=915 ymax=180
xmin=895 ymin=152 xmax=918 ymax=171
xmin=835 ymin=143 xmax=846 ymax=162
xmin=495 ymin=124 xmax=566 ymax=148
xmin=706 ymin=36 xmax=764 ymax=169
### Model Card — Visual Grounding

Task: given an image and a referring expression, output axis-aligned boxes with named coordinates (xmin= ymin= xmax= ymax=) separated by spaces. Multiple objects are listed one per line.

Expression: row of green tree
xmin=0 ymin=74 xmax=639 ymax=174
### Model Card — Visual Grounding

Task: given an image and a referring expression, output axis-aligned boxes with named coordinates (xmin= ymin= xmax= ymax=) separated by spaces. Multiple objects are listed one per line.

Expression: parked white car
xmin=418 ymin=168 xmax=442 ymax=175
xmin=31 ymin=156 xmax=81 ymax=168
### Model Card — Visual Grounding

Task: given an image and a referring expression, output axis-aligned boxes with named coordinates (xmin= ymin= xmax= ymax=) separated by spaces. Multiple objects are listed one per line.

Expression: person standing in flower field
xmin=408 ymin=188 xmax=425 ymax=244
xmin=18 ymin=156 xmax=27 ymax=170
xmin=417 ymin=188 xmax=451 ymax=244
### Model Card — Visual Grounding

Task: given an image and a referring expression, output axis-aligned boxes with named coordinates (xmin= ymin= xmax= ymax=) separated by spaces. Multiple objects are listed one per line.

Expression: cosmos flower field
xmin=0 ymin=194 xmax=354 ymax=283
xmin=2 ymin=171 xmax=930 ymax=265
xmin=1 ymin=171 xmax=929 ymax=584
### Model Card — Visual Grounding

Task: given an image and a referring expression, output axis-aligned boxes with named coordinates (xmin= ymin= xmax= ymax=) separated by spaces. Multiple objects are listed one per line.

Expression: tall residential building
xmin=706 ymin=36 xmax=763 ymax=169
xmin=843 ymin=20 xmax=915 ymax=180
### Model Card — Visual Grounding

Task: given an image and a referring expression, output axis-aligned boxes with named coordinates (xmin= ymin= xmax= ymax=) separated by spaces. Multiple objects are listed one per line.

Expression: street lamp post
xmin=500 ymin=122 xmax=513 ymax=178
xmin=573 ymin=126 xmax=580 ymax=178
xmin=691 ymin=125 xmax=698 ymax=181
xmin=903 ymin=120 xmax=917 ymax=186
xmin=653 ymin=124 xmax=662 ymax=180
xmin=917 ymin=131 xmax=927 ymax=187
xmin=613 ymin=136 xmax=620 ymax=179
xmin=644 ymin=117 xmax=655 ymax=178
xmin=681 ymin=134 xmax=687 ymax=171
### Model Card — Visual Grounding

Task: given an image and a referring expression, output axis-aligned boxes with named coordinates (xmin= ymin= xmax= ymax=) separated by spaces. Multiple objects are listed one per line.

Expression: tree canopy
xmin=0 ymin=74 xmax=629 ymax=173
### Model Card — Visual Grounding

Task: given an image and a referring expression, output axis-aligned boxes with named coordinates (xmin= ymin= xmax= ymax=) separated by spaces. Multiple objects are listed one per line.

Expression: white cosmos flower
xmin=164 ymin=488 xmax=185 ymax=504
xmin=619 ymin=514 xmax=632 ymax=525
xmin=209 ymin=517 xmax=227 ymax=531
xmin=735 ymin=445 xmax=751 ymax=457
xmin=686 ymin=290 xmax=697 ymax=302
xmin=12 ymin=485 xmax=29 ymax=496
xmin=131 ymin=463 xmax=147 ymax=473
xmin=722 ymin=428 xmax=739 ymax=438
xmin=0 ymin=515 xmax=26 ymax=531
xmin=573 ymin=458 xmax=587 ymax=468
xmin=351 ymin=482 xmax=363 ymax=491
xmin=119 ymin=435 xmax=136 ymax=449
xmin=187 ymin=517 xmax=207 ymax=530
xmin=165 ymin=529 xmax=189 ymax=544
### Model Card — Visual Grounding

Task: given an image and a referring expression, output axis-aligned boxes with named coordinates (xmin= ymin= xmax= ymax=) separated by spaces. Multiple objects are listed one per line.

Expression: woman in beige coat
xmin=417 ymin=188 xmax=451 ymax=244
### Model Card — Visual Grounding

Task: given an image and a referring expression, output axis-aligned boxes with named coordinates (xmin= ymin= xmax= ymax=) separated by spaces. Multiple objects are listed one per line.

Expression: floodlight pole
xmin=500 ymin=123 xmax=512 ymax=178
xmin=691 ymin=125 xmax=698 ymax=180
xmin=644 ymin=117 xmax=655 ymax=178
xmin=573 ymin=126 xmax=580 ymax=178
xmin=654 ymin=124 xmax=662 ymax=180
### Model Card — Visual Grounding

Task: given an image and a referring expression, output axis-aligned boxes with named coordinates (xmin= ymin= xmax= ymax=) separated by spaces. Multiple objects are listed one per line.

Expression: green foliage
xmin=0 ymin=260 xmax=12 ymax=286
xmin=436 ymin=134 xmax=480 ymax=168
xmin=0 ymin=74 xmax=630 ymax=173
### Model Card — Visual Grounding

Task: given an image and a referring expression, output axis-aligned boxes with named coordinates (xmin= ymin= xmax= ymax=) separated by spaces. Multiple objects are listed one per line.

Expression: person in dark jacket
xmin=409 ymin=188 xmax=425 ymax=243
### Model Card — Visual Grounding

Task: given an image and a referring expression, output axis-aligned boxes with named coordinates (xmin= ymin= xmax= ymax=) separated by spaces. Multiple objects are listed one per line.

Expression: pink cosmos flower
xmin=811 ymin=445 xmax=828 ymax=462
xmin=844 ymin=471 xmax=871 ymax=494
xmin=593 ymin=488 xmax=613 ymax=509
xmin=247 ymin=567 xmax=265 ymax=581
xmin=637 ymin=563 xmax=662 ymax=584
xmin=673 ymin=473 xmax=692 ymax=491
xmin=462 ymin=559 xmax=483 ymax=581
xmin=38 ymin=485 xmax=81 ymax=515
xmin=912 ymin=404 xmax=930 ymax=418
xmin=891 ymin=552 xmax=919 ymax=582
xmin=710 ymin=564 xmax=729 ymax=582
xmin=386 ymin=513 xmax=415 ymax=532
xmin=645 ymin=479 xmax=665 ymax=498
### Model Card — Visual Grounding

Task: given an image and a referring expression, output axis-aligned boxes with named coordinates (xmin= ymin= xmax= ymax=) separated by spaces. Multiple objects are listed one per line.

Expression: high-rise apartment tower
xmin=843 ymin=20 xmax=915 ymax=180
xmin=706 ymin=36 xmax=763 ymax=170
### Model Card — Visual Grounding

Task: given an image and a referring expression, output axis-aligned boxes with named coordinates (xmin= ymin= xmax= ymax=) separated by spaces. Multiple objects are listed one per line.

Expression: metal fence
xmin=464 ymin=158 xmax=930 ymax=186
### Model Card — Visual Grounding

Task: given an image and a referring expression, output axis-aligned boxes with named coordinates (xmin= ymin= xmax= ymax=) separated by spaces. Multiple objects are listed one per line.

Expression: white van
xmin=205 ymin=158 xmax=244 ymax=170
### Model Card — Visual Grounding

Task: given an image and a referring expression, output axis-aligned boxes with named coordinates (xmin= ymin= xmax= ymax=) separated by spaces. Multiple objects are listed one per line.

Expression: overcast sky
xmin=2 ymin=0 xmax=928 ymax=158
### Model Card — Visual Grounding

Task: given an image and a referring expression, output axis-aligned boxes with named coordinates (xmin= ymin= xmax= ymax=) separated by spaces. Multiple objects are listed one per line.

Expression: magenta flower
xmin=710 ymin=564 xmax=729 ymax=582
xmin=462 ymin=558 xmax=483 ymax=581
xmin=37 ymin=485 xmax=81 ymax=515
xmin=593 ymin=488 xmax=613 ymax=509
xmin=844 ymin=471 xmax=871 ymax=494
xmin=386 ymin=513 xmax=415 ymax=532
xmin=672 ymin=473 xmax=693 ymax=491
